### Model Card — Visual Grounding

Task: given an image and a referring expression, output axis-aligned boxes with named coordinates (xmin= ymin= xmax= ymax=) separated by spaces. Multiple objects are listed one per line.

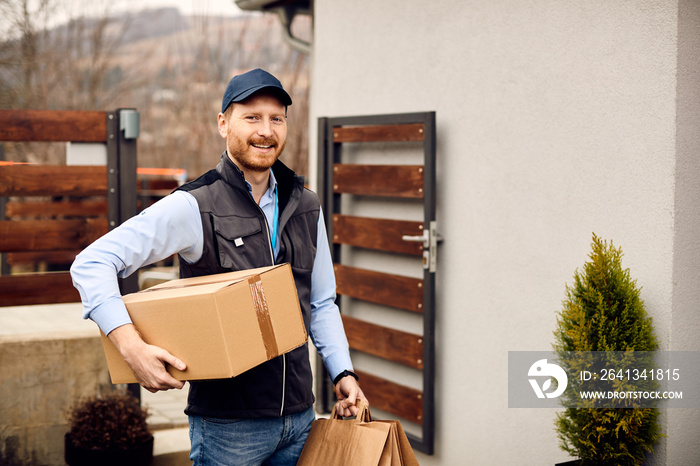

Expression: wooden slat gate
xmin=0 ymin=109 xmax=139 ymax=306
xmin=318 ymin=111 xmax=437 ymax=454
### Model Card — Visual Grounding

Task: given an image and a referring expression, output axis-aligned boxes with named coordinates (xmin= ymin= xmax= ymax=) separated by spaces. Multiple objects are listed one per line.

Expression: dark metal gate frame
xmin=106 ymin=109 xmax=140 ymax=400
xmin=317 ymin=111 xmax=437 ymax=454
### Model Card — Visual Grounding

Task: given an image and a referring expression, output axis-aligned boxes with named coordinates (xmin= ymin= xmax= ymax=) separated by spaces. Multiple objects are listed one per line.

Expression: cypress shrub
xmin=553 ymin=234 xmax=662 ymax=465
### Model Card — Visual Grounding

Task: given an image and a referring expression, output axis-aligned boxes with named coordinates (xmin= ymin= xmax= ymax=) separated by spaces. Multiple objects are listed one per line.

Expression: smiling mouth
xmin=250 ymin=136 xmax=277 ymax=150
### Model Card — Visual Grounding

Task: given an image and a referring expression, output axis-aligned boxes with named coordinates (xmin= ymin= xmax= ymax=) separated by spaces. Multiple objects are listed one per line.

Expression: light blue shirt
xmin=70 ymin=170 xmax=353 ymax=380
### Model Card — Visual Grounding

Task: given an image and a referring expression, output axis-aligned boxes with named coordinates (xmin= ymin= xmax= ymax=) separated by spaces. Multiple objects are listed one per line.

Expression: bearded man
xmin=71 ymin=68 xmax=365 ymax=466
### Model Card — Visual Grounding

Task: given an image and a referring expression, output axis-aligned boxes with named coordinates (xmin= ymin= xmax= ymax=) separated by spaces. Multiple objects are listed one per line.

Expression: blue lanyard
xmin=271 ymin=187 xmax=278 ymax=253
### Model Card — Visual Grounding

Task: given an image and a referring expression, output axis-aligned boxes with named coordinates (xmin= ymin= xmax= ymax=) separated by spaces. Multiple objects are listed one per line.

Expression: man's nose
xmin=256 ymin=119 xmax=274 ymax=137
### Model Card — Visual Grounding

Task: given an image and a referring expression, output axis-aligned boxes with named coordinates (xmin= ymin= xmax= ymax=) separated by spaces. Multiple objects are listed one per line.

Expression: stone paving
xmin=142 ymin=386 xmax=191 ymax=463
xmin=142 ymin=383 xmax=190 ymax=430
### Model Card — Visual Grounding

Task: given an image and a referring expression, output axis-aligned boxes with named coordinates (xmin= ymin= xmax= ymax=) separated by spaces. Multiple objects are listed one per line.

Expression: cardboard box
xmin=101 ymin=264 xmax=307 ymax=384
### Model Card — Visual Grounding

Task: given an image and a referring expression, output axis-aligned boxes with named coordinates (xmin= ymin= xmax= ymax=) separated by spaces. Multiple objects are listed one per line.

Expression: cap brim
xmin=232 ymin=85 xmax=292 ymax=106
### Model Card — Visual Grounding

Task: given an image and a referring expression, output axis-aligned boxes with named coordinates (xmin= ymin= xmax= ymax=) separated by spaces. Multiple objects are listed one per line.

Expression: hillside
xmin=0 ymin=6 xmax=311 ymax=176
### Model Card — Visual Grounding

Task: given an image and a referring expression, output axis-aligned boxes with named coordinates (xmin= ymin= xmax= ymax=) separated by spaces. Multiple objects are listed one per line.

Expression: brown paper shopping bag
xmin=297 ymin=401 xmax=419 ymax=466
xmin=376 ymin=417 xmax=419 ymax=466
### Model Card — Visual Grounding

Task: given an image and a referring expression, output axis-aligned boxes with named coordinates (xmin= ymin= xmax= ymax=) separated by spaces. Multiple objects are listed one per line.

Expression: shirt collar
xmin=246 ymin=168 xmax=277 ymax=208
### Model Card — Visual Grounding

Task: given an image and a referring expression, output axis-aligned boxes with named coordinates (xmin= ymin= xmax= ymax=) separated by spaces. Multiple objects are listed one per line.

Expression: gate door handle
xmin=402 ymin=232 xmax=429 ymax=247
xmin=401 ymin=222 xmax=441 ymax=272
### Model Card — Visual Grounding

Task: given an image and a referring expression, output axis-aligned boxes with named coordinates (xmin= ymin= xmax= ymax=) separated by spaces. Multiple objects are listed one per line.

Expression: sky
xmin=1 ymin=0 xmax=248 ymax=42
xmin=115 ymin=0 xmax=243 ymax=16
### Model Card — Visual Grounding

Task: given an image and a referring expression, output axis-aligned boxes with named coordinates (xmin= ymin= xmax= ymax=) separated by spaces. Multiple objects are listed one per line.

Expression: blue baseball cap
xmin=221 ymin=68 xmax=292 ymax=113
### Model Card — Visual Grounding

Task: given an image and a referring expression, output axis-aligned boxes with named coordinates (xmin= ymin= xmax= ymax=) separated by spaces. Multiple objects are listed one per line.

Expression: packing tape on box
xmin=248 ymin=274 xmax=279 ymax=359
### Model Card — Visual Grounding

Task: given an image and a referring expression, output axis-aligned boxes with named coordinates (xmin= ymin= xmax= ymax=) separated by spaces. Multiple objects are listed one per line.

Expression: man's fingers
xmin=130 ymin=346 xmax=186 ymax=391
xmin=345 ymin=403 xmax=361 ymax=417
xmin=139 ymin=367 xmax=184 ymax=391
xmin=156 ymin=347 xmax=187 ymax=372
xmin=151 ymin=348 xmax=186 ymax=389
xmin=343 ymin=391 xmax=357 ymax=407
xmin=334 ymin=375 xmax=369 ymax=417
xmin=109 ymin=325 xmax=186 ymax=392
xmin=151 ymin=367 xmax=185 ymax=390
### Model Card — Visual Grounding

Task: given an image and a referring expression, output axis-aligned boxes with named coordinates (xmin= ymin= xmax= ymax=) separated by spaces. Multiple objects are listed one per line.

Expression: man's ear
xmin=217 ymin=112 xmax=228 ymax=139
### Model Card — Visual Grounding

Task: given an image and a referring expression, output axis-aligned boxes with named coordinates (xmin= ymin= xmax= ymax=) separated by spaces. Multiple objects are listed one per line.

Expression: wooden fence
xmin=0 ymin=109 xmax=139 ymax=306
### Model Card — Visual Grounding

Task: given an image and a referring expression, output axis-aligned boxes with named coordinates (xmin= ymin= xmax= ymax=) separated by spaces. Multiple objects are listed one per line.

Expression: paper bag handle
xmin=330 ymin=400 xmax=372 ymax=423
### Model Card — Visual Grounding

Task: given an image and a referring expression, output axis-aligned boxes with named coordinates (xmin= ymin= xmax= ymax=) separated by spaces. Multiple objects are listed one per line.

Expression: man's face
xmin=218 ymin=93 xmax=288 ymax=173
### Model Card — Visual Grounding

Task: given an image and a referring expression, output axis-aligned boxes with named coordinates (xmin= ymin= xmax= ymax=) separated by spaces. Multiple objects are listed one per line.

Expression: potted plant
xmin=553 ymin=234 xmax=662 ymax=466
xmin=65 ymin=391 xmax=154 ymax=466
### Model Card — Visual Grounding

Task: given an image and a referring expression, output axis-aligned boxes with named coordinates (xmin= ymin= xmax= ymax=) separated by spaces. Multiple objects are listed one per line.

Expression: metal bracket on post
xmin=119 ymin=109 xmax=140 ymax=140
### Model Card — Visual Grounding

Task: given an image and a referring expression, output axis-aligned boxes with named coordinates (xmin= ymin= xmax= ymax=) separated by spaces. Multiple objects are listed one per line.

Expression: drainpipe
xmin=276 ymin=5 xmax=311 ymax=54
xmin=235 ymin=0 xmax=311 ymax=54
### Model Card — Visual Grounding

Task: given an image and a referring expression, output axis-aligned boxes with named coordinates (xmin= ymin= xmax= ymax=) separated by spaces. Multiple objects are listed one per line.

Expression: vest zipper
xmin=281 ymin=354 xmax=287 ymax=417
xmin=260 ymin=206 xmax=275 ymax=266
xmin=252 ymin=191 xmax=286 ymax=417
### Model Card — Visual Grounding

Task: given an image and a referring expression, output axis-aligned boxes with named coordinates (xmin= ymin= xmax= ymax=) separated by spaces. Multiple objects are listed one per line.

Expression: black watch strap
xmin=333 ymin=370 xmax=359 ymax=385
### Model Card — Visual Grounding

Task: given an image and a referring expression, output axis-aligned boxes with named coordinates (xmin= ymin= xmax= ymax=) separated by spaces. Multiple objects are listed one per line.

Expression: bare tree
xmin=136 ymin=11 xmax=310 ymax=178
xmin=0 ymin=0 xmax=150 ymax=162
xmin=0 ymin=2 xmax=311 ymax=178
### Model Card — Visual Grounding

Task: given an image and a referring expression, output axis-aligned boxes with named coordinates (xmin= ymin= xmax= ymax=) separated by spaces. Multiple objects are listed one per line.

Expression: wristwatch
xmin=333 ymin=370 xmax=359 ymax=385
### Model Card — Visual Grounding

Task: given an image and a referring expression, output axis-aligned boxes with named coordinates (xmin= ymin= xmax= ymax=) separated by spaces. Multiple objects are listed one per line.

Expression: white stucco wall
xmin=310 ymin=1 xmax=698 ymax=465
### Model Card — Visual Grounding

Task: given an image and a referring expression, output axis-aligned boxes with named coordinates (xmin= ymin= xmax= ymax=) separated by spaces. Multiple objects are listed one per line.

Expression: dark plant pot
xmin=555 ymin=461 xmax=581 ymax=466
xmin=65 ymin=433 xmax=154 ymax=466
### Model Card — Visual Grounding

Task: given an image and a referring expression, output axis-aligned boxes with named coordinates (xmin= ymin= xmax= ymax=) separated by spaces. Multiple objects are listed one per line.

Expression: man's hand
xmin=108 ymin=324 xmax=187 ymax=393
xmin=334 ymin=375 xmax=368 ymax=417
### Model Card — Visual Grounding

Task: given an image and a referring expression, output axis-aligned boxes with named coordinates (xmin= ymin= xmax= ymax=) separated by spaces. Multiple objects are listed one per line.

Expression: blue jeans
xmin=188 ymin=407 xmax=315 ymax=466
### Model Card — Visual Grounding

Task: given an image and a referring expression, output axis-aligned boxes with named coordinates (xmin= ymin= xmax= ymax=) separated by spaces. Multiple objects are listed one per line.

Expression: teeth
xmin=252 ymin=144 xmax=273 ymax=149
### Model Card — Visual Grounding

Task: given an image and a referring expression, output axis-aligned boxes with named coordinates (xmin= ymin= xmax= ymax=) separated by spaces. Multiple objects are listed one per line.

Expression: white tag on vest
xmin=234 ymin=237 xmax=244 ymax=247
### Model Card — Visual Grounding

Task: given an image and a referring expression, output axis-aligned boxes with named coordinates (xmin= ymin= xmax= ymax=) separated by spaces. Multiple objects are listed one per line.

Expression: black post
xmin=116 ymin=109 xmax=139 ymax=297
xmin=106 ymin=109 xmax=140 ymax=401
xmin=315 ymin=117 xmax=333 ymax=412
xmin=0 ymin=144 xmax=7 ymax=276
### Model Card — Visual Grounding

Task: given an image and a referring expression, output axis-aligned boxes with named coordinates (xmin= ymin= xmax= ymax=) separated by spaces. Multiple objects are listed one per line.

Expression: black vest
xmin=177 ymin=154 xmax=319 ymax=418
